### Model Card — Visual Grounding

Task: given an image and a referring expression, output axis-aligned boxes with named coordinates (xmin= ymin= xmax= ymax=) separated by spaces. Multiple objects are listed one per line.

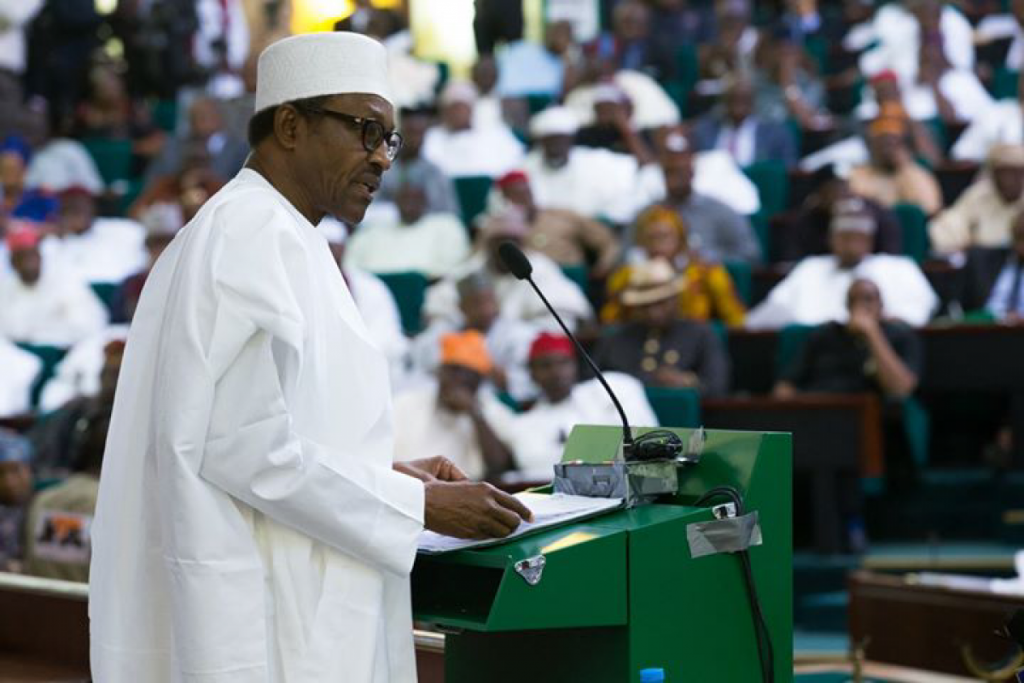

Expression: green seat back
xmin=81 ymin=137 xmax=135 ymax=185
xmin=902 ymin=396 xmax=930 ymax=467
xmin=891 ymin=203 xmax=930 ymax=262
xmin=560 ymin=264 xmax=588 ymax=293
xmin=644 ymin=386 xmax=701 ymax=428
xmin=723 ymin=260 xmax=752 ymax=305
xmin=15 ymin=344 xmax=68 ymax=408
xmin=744 ymin=160 xmax=790 ymax=259
xmin=525 ymin=94 xmax=556 ymax=115
xmin=993 ymin=67 xmax=1019 ymax=99
xmin=152 ymin=99 xmax=178 ymax=133
xmin=775 ymin=324 xmax=818 ymax=378
xmin=377 ymin=271 xmax=429 ymax=335
xmin=453 ymin=176 xmax=494 ymax=229
xmin=89 ymin=283 xmax=120 ymax=319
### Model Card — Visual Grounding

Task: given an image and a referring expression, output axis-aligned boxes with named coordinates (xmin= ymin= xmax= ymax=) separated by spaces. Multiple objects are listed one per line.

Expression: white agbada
xmin=42 ymin=217 xmax=148 ymax=285
xmin=89 ymin=169 xmax=425 ymax=683
xmin=745 ymin=254 xmax=939 ymax=329
xmin=0 ymin=269 xmax=108 ymax=347
xmin=0 ymin=337 xmax=40 ymax=418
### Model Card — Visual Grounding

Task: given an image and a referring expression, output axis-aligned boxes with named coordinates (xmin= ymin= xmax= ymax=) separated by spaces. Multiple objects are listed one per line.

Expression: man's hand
xmin=847 ymin=306 xmax=880 ymax=336
xmin=424 ymin=480 xmax=534 ymax=539
xmin=440 ymin=384 xmax=478 ymax=414
xmin=395 ymin=456 xmax=468 ymax=483
xmin=654 ymin=366 xmax=699 ymax=388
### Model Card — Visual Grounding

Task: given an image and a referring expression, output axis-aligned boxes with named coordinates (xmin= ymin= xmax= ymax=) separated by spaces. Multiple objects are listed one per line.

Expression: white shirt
xmin=857 ymin=70 xmax=994 ymax=123
xmin=714 ymin=118 xmax=758 ymax=168
xmin=38 ymin=324 xmax=130 ymax=413
xmin=952 ymin=100 xmax=1024 ymax=162
xmin=564 ymin=70 xmax=681 ymax=130
xmin=858 ymin=4 xmax=974 ymax=82
xmin=24 ymin=139 xmax=105 ymax=194
xmin=43 ymin=218 xmax=148 ymax=285
xmin=90 ymin=169 xmax=424 ymax=683
xmin=0 ymin=337 xmax=40 ymax=418
xmin=345 ymin=212 xmax=470 ymax=278
xmin=193 ymin=0 xmax=249 ymax=70
xmin=523 ymin=146 xmax=643 ymax=224
xmin=0 ymin=270 xmax=108 ymax=347
xmin=636 ymin=150 xmax=762 ymax=216
xmin=0 ymin=0 xmax=43 ymax=73
xmin=424 ymin=250 xmax=593 ymax=333
xmin=392 ymin=382 xmax=518 ymax=481
xmin=346 ymin=268 xmax=411 ymax=390
xmin=421 ymin=124 xmax=525 ymax=179
xmin=410 ymin=316 xmax=541 ymax=401
xmin=746 ymin=254 xmax=939 ymax=329
xmin=510 ymin=373 xmax=659 ymax=479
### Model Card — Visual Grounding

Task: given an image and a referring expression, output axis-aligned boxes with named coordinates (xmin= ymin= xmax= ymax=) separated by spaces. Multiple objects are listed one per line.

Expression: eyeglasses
xmin=306 ymin=108 xmax=404 ymax=161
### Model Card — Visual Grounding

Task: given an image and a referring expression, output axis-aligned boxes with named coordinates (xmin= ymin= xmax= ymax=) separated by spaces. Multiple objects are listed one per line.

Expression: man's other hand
xmin=395 ymin=456 xmax=468 ymax=483
xmin=424 ymin=480 xmax=534 ymax=539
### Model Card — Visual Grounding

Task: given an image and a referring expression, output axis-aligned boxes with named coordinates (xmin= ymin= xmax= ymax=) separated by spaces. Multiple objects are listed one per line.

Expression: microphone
xmin=497 ymin=241 xmax=635 ymax=457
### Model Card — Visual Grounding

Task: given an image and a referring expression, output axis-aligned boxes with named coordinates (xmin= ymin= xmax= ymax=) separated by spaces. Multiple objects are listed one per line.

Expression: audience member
xmin=424 ymin=207 xmax=593 ymax=332
xmin=747 ymin=208 xmax=938 ymax=328
xmin=393 ymin=331 xmax=516 ymax=480
xmin=752 ymin=31 xmax=831 ymax=130
xmin=588 ymin=0 xmax=675 ymax=83
xmin=39 ymin=324 xmax=129 ymax=414
xmin=496 ymin=20 xmax=579 ymax=99
xmin=575 ymin=83 xmax=655 ymax=164
xmin=23 ymin=403 xmax=109 ymax=582
xmin=494 ymin=170 xmax=620 ymax=276
xmin=930 ymin=144 xmax=1024 ymax=255
xmin=985 ymin=213 xmax=1024 ymax=322
xmin=420 ymin=81 xmax=524 ymax=179
xmin=0 ymin=338 xmax=40 ymax=418
xmin=144 ymin=96 xmax=249 ymax=186
xmin=1 ymin=135 xmax=58 ymax=222
xmin=112 ymin=205 xmax=180 ymax=323
xmin=74 ymin=65 xmax=164 ymax=160
xmin=857 ymin=0 xmax=974 ymax=82
xmin=23 ymin=108 xmax=104 ymax=195
xmin=0 ymin=223 xmax=108 ymax=347
xmin=412 ymin=272 xmax=539 ymax=402
xmin=48 ymin=186 xmax=148 ymax=285
xmin=698 ymin=0 xmax=759 ymax=87
xmin=594 ymin=259 xmax=731 ymax=395
xmin=605 ymin=206 xmax=746 ymax=327
xmin=692 ymin=76 xmax=799 ymax=168
xmin=510 ymin=332 xmax=659 ymax=478
xmin=0 ymin=430 xmax=33 ymax=571
xmin=375 ymin=108 xmax=460 ymax=217
xmin=848 ymin=115 xmax=943 ymax=215
xmin=345 ymin=179 xmax=469 ymax=278
xmin=952 ymin=70 xmax=1024 ymax=162
xmin=654 ymin=141 xmax=761 ymax=263
xmin=776 ymin=178 xmax=904 ymax=262
xmin=128 ymin=150 xmax=224 ymax=225
xmin=522 ymin=106 xmax=641 ymax=224
xmin=470 ymin=55 xmax=504 ymax=130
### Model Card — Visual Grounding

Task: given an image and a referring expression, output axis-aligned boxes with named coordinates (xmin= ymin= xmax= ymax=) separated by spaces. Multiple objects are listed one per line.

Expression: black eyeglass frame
xmin=302 ymin=107 xmax=404 ymax=161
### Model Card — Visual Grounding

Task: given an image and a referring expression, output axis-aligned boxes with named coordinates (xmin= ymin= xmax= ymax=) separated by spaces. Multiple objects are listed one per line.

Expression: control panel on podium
xmin=411 ymin=424 xmax=792 ymax=683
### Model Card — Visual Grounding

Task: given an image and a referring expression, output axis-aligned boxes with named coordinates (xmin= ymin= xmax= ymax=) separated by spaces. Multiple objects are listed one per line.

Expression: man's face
xmin=529 ymin=353 xmax=577 ymax=402
xmin=636 ymin=296 xmax=678 ymax=329
xmin=437 ymin=364 xmax=483 ymax=410
xmin=872 ymin=79 xmax=901 ymax=104
xmin=614 ymin=1 xmax=649 ymax=41
xmin=0 ymin=461 xmax=31 ymax=506
xmin=500 ymin=179 xmax=534 ymax=211
xmin=57 ymin=193 xmax=96 ymax=236
xmin=0 ymin=151 xmax=25 ymax=190
xmin=544 ymin=20 xmax=574 ymax=54
xmin=442 ymin=101 xmax=473 ymax=132
xmin=830 ymin=229 xmax=872 ymax=268
xmin=725 ymin=83 xmax=754 ymax=125
xmin=662 ymin=152 xmax=694 ymax=199
xmin=869 ymin=132 xmax=904 ymax=170
xmin=459 ymin=289 xmax=499 ymax=332
xmin=641 ymin=217 xmax=685 ymax=260
xmin=540 ymin=135 xmax=574 ymax=167
xmin=400 ymin=113 xmax=430 ymax=159
xmin=396 ymin=183 xmax=427 ymax=225
xmin=472 ymin=56 xmax=498 ymax=95
xmin=846 ymin=279 xmax=882 ymax=319
xmin=295 ymin=93 xmax=395 ymax=225
xmin=993 ymin=165 xmax=1024 ymax=204
xmin=594 ymin=100 xmax=628 ymax=127
xmin=11 ymin=247 xmax=41 ymax=286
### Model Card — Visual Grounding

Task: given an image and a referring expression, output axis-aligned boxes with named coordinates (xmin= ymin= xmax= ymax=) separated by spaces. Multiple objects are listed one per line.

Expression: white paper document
xmin=417 ymin=492 xmax=624 ymax=554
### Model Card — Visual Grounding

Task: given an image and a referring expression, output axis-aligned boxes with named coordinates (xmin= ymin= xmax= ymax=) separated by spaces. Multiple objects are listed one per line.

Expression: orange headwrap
xmin=635 ymin=205 xmax=687 ymax=246
xmin=440 ymin=330 xmax=493 ymax=376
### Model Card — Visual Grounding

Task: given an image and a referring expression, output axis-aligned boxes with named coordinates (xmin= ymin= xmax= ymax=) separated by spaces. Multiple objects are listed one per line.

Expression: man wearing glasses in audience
xmin=90 ymin=33 xmax=531 ymax=683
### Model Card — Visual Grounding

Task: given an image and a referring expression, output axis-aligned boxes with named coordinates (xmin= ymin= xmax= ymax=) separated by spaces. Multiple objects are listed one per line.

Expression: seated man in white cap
xmin=420 ymin=80 xmax=525 ymax=179
xmin=423 ymin=205 xmax=594 ymax=333
xmin=747 ymin=207 xmax=938 ymax=329
xmin=89 ymin=32 xmax=532 ymax=683
xmin=930 ymin=143 xmax=1024 ymax=255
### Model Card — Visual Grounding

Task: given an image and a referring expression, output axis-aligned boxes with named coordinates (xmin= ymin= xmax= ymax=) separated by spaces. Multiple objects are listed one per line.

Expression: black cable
xmin=693 ymin=487 xmax=775 ymax=683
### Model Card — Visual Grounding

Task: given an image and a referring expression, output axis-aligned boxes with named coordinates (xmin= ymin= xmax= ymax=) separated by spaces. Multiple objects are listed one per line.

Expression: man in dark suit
xmin=691 ymin=77 xmax=798 ymax=168
xmin=977 ymin=213 xmax=1024 ymax=322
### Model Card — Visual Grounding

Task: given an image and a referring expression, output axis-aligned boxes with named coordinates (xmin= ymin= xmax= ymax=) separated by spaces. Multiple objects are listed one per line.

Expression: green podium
xmin=412 ymin=426 xmax=793 ymax=682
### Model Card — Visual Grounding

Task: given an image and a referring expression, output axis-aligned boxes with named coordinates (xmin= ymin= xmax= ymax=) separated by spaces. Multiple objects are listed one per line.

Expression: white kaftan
xmin=90 ymin=169 xmax=425 ymax=683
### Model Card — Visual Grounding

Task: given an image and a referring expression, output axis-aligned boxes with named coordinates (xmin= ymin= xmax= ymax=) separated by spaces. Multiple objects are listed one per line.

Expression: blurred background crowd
xmin=1 ymin=0 xmax=1024 ymax=641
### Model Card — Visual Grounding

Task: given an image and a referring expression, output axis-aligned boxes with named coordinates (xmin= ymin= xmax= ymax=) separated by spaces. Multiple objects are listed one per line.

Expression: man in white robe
xmin=90 ymin=33 xmax=531 ymax=683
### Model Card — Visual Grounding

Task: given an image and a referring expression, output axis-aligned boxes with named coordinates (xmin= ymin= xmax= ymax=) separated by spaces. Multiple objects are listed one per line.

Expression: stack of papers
xmin=418 ymin=492 xmax=624 ymax=554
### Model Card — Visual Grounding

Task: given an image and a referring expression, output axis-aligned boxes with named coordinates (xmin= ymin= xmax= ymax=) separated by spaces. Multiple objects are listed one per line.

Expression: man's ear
xmin=273 ymin=104 xmax=304 ymax=151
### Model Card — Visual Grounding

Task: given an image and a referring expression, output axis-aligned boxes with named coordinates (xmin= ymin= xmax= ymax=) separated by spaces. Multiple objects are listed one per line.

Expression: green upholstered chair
xmin=644 ymin=386 xmax=701 ymax=428
xmin=891 ymin=203 xmax=931 ymax=263
xmin=81 ymin=138 xmax=135 ymax=186
xmin=560 ymin=264 xmax=588 ymax=293
xmin=744 ymin=160 xmax=790 ymax=259
xmin=453 ymin=176 xmax=494 ymax=229
xmin=377 ymin=271 xmax=429 ymax=336
xmin=993 ymin=67 xmax=1019 ymax=100
xmin=723 ymin=260 xmax=752 ymax=305
xmin=775 ymin=323 xmax=819 ymax=378
xmin=15 ymin=344 xmax=68 ymax=408
xmin=89 ymin=283 xmax=120 ymax=320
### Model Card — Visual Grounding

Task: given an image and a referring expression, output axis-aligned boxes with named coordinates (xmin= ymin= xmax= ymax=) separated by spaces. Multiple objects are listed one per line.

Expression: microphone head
xmin=497 ymin=241 xmax=533 ymax=280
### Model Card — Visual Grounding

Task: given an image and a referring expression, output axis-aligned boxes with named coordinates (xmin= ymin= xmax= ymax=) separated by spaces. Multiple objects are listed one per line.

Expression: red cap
xmin=495 ymin=170 xmax=529 ymax=190
xmin=871 ymin=69 xmax=899 ymax=85
xmin=5 ymin=220 xmax=41 ymax=252
xmin=58 ymin=185 xmax=96 ymax=200
xmin=529 ymin=332 xmax=576 ymax=361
